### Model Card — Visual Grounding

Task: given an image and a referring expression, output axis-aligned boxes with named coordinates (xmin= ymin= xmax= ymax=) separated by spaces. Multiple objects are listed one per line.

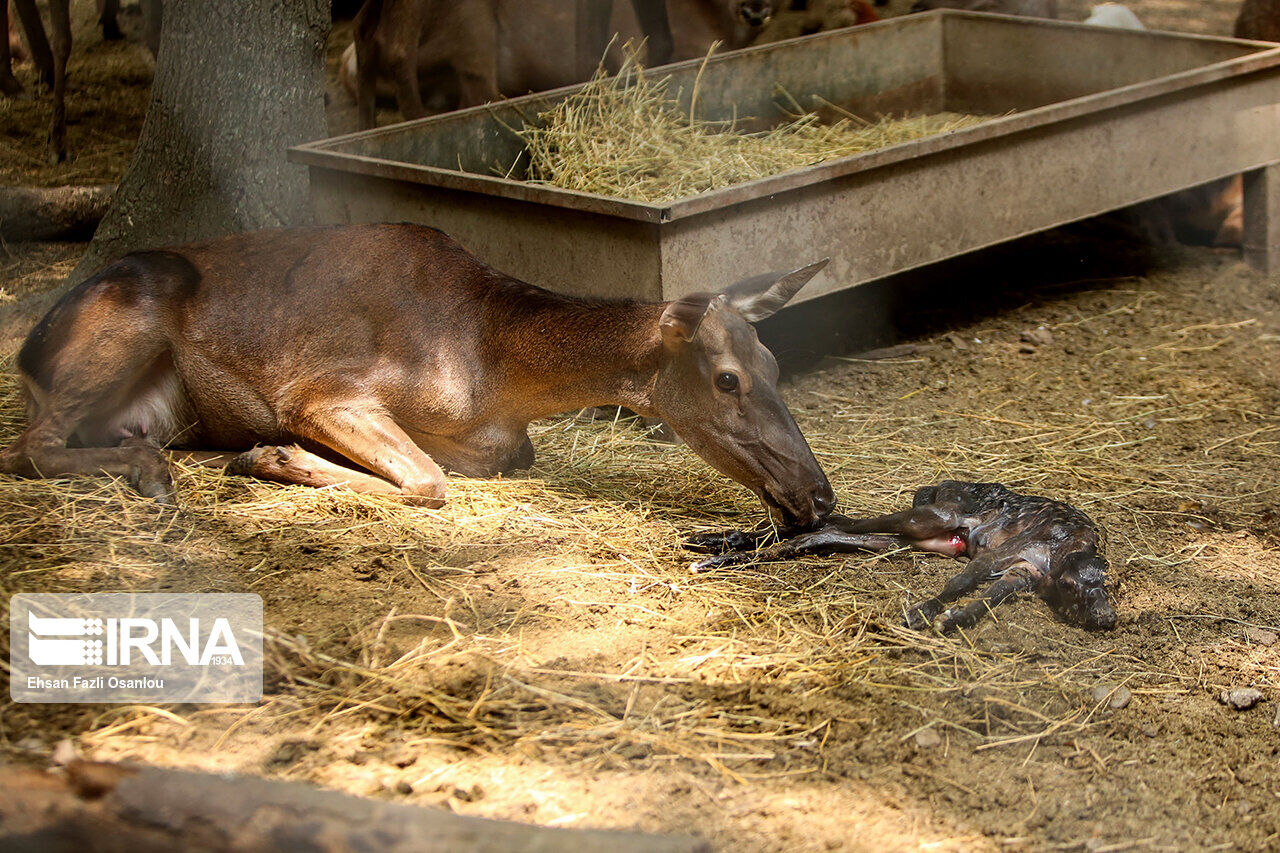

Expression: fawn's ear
xmin=717 ymin=258 xmax=830 ymax=322
xmin=659 ymin=293 xmax=715 ymax=352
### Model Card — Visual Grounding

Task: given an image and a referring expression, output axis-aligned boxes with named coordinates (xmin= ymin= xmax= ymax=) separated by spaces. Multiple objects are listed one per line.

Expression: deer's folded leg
xmin=264 ymin=401 xmax=449 ymax=507
xmin=226 ymin=445 xmax=404 ymax=499
xmin=1 ymin=439 xmax=175 ymax=503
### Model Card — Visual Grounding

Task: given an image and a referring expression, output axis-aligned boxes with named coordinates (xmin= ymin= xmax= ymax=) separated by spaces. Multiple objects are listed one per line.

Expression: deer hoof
xmin=684 ymin=529 xmax=757 ymax=554
xmin=128 ymin=466 xmax=176 ymax=505
xmin=0 ymin=75 xmax=27 ymax=99
xmin=904 ymin=604 xmax=936 ymax=631
xmin=226 ymin=446 xmax=265 ymax=478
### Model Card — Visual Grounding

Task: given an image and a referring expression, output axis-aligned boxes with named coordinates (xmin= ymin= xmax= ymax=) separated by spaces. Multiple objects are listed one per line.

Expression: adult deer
xmin=347 ymin=0 xmax=779 ymax=128
xmin=2 ymin=225 xmax=836 ymax=529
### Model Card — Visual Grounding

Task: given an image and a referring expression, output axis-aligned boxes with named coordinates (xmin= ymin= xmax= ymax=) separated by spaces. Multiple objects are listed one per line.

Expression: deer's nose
xmin=811 ymin=483 xmax=836 ymax=520
xmin=740 ymin=3 xmax=773 ymax=25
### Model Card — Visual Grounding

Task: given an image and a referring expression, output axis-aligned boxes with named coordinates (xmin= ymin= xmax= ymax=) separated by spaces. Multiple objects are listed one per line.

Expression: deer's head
xmin=653 ymin=260 xmax=834 ymax=529
xmin=1044 ymin=553 xmax=1117 ymax=630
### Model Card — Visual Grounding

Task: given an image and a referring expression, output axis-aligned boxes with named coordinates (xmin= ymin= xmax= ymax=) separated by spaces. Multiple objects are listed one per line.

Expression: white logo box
xmin=10 ymin=593 xmax=263 ymax=704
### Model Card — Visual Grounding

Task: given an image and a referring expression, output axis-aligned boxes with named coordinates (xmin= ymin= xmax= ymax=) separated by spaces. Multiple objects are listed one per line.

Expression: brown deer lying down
xmin=686 ymin=481 xmax=1117 ymax=632
xmin=1 ymin=224 xmax=836 ymax=529
xmin=345 ymin=0 xmax=781 ymax=128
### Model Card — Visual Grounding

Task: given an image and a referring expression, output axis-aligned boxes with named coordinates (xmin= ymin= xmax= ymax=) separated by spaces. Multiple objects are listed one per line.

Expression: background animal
xmin=1 ymin=224 xmax=835 ymax=529
xmin=1234 ymin=0 xmax=1280 ymax=40
xmin=1083 ymin=2 xmax=1142 ymax=27
xmin=344 ymin=0 xmax=783 ymax=127
xmin=0 ymin=0 xmax=159 ymax=160
xmin=1080 ymin=3 xmax=1244 ymax=246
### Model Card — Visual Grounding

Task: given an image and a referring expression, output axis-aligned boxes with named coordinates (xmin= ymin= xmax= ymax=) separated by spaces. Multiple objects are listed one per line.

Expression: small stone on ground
xmin=1219 ymin=688 xmax=1264 ymax=711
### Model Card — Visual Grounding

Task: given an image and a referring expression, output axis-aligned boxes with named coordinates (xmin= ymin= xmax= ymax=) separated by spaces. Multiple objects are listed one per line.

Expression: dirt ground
xmin=3 ymin=1 xmax=1279 ymax=852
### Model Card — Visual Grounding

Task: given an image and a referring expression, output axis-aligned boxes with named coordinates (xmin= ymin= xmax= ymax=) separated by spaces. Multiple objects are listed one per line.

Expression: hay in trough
xmin=514 ymin=48 xmax=991 ymax=203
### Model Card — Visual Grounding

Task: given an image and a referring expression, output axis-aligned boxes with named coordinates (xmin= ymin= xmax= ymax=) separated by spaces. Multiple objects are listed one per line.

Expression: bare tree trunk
xmin=71 ymin=0 xmax=330 ymax=282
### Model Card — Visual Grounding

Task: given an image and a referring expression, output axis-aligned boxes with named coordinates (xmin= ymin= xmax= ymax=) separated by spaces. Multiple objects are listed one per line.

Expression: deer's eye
xmin=715 ymin=372 xmax=740 ymax=393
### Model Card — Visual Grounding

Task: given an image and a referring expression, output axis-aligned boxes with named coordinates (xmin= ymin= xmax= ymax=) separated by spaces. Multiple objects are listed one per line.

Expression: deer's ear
xmin=719 ymin=258 xmax=829 ymax=322
xmin=659 ymin=293 xmax=714 ymax=351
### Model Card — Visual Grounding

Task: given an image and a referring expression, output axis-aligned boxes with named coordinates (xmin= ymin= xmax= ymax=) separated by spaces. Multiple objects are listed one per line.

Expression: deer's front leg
xmin=905 ymin=554 xmax=1001 ymax=630
xmin=935 ymin=565 xmax=1036 ymax=633
xmin=238 ymin=402 xmax=448 ymax=507
xmin=684 ymin=524 xmax=779 ymax=555
xmin=684 ymin=511 xmax=869 ymax=555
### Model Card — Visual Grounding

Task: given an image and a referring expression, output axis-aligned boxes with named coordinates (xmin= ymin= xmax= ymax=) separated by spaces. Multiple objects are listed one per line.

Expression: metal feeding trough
xmin=290 ymin=10 xmax=1280 ymax=304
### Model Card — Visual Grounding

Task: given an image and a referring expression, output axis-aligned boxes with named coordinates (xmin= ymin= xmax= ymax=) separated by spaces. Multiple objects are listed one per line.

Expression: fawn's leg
xmin=935 ymin=565 xmax=1036 ymax=634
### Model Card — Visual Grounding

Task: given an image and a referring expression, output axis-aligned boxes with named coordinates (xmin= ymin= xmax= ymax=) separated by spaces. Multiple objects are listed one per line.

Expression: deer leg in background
xmin=141 ymin=0 xmax=162 ymax=56
xmin=630 ymin=0 xmax=672 ymax=66
xmin=45 ymin=0 xmax=70 ymax=163
xmin=352 ymin=0 xmax=382 ymax=128
xmin=96 ymin=0 xmax=122 ymax=40
xmin=449 ymin=0 xmax=498 ymax=109
xmin=383 ymin=0 xmax=427 ymax=120
xmin=575 ymin=0 xmax=612 ymax=80
xmin=10 ymin=0 xmax=52 ymax=84
xmin=1 ymin=0 xmax=23 ymax=96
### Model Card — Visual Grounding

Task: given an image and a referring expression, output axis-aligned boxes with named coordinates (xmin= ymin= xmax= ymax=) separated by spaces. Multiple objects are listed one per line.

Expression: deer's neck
xmin=491 ymin=293 xmax=665 ymax=421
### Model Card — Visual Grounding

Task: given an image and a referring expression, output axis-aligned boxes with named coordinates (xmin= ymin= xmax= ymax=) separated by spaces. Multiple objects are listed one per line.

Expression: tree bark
xmin=71 ymin=0 xmax=330 ymax=282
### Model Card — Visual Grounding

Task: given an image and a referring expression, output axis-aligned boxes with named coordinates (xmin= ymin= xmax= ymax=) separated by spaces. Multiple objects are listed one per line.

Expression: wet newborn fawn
xmin=686 ymin=480 xmax=1117 ymax=633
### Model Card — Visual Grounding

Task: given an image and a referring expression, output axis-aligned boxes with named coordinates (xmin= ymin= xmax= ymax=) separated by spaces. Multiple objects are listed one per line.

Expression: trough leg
xmin=1242 ymin=163 xmax=1280 ymax=274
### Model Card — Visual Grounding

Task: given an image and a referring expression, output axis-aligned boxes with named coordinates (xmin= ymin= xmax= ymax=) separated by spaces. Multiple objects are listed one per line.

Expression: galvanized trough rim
xmin=290 ymin=9 xmax=1280 ymax=225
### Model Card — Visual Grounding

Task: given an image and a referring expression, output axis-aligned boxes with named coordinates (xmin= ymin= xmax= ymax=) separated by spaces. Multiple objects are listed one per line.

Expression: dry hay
xmin=512 ymin=48 xmax=990 ymax=204
xmin=1 ymin=246 xmax=1278 ymax=851
xmin=3 ymin=305 xmax=1274 ymax=782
